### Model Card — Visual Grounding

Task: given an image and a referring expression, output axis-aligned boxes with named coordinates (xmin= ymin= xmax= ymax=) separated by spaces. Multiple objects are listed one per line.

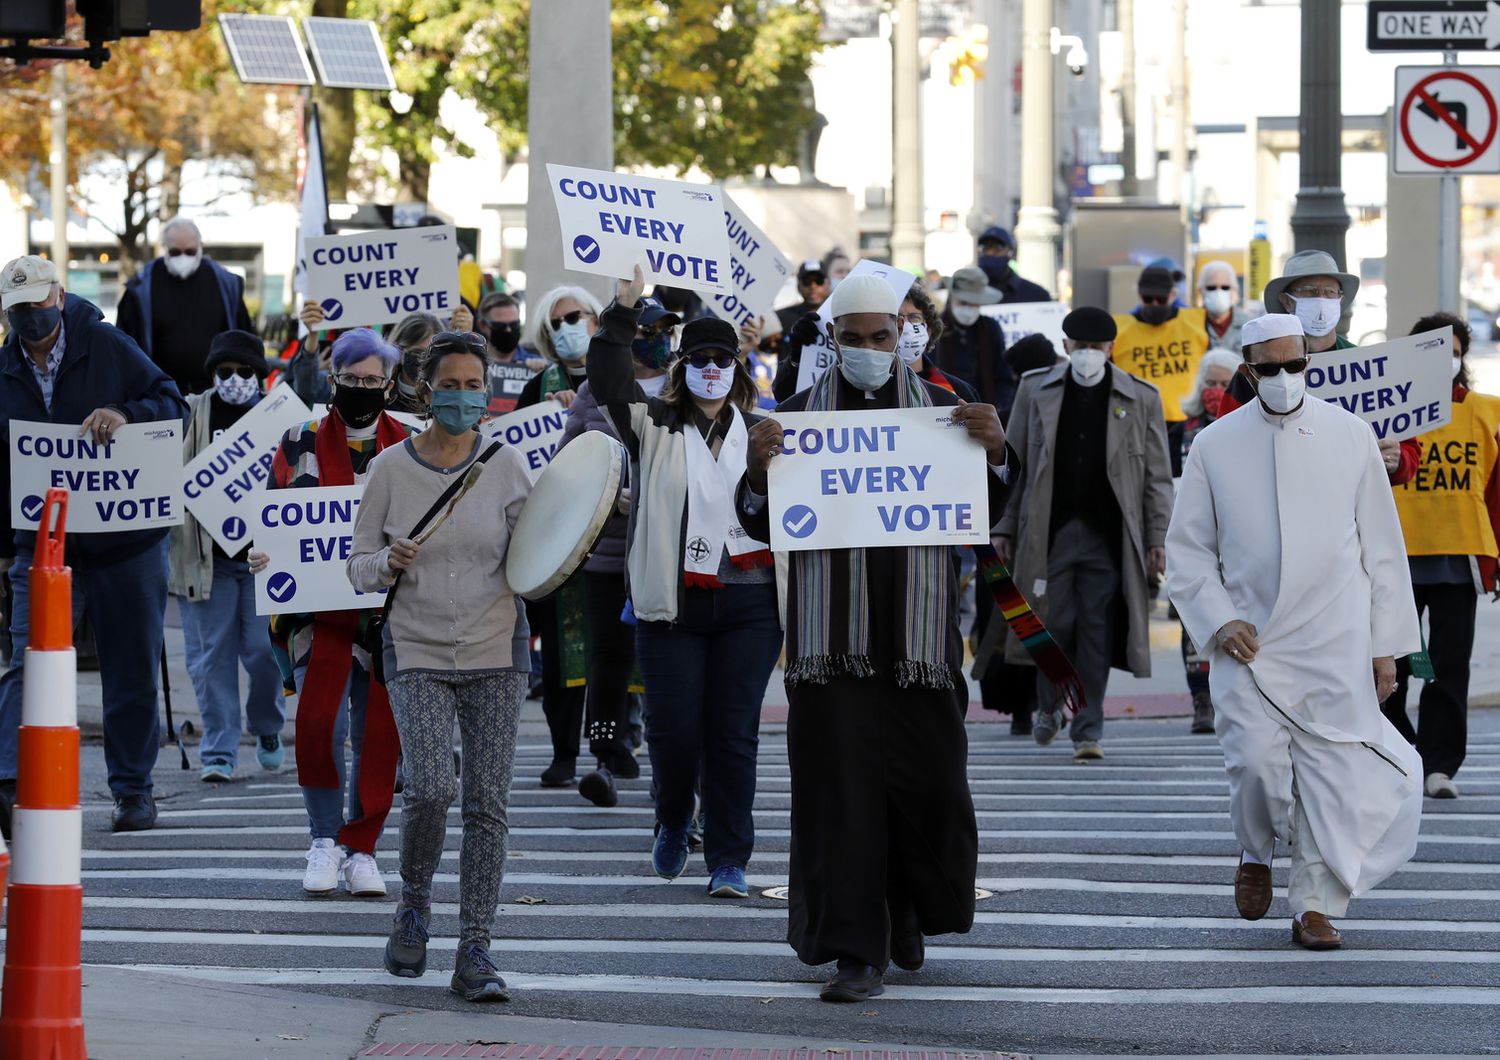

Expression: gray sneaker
xmin=451 ymin=943 xmax=510 ymax=1002
xmin=383 ymin=904 xmax=429 ymax=978
xmin=1033 ymin=704 xmax=1064 ymax=746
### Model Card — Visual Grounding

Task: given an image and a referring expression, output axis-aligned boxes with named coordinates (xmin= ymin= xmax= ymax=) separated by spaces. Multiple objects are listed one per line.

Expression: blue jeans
xmin=635 ymin=582 xmax=782 ymax=872
xmin=294 ymin=662 xmax=368 ymax=841
xmin=179 ymin=560 xmax=285 ymax=768
xmin=1 ymin=539 xmax=169 ymax=796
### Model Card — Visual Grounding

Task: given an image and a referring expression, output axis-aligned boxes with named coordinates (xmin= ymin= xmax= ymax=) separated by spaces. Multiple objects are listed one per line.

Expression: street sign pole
xmin=1439 ymin=49 xmax=1462 ymax=309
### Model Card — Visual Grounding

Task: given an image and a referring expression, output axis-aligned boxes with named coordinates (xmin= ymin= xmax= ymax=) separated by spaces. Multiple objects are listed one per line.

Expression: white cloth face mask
xmin=897 ymin=321 xmax=928 ymax=365
xmin=1068 ymin=347 xmax=1108 ymax=386
xmin=838 ymin=344 xmax=897 ymax=391
xmin=166 ymin=251 xmax=202 ymax=279
xmin=686 ymin=361 xmax=734 ymax=399
xmin=214 ymin=375 xmax=259 ymax=406
xmin=1453 ymin=355 xmax=1464 ymax=380
xmin=951 ymin=303 xmax=981 ymax=327
xmin=1202 ymin=289 xmax=1233 ymax=316
xmin=1254 ymin=368 xmax=1306 ymax=414
xmin=1289 ymin=296 xmax=1341 ymax=338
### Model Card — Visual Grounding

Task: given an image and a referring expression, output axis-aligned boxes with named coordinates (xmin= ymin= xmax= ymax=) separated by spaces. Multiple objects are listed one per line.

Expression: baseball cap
xmin=1137 ymin=265 xmax=1175 ymax=296
xmin=797 ymin=259 xmax=827 ymax=281
xmin=1 ymin=255 xmax=60 ymax=310
xmin=637 ymin=296 xmax=682 ymax=329
xmin=978 ymin=226 xmax=1015 ymax=249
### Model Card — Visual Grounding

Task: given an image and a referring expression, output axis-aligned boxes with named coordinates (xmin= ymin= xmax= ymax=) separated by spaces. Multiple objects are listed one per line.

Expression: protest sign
xmin=706 ymin=195 xmax=791 ymax=329
xmin=303 ymin=225 xmax=460 ymax=329
xmin=1306 ymin=327 xmax=1453 ymax=439
xmin=766 ymin=406 xmax=988 ymax=552
xmin=10 ymin=420 xmax=183 ymax=533
xmin=546 ymin=163 xmax=733 ymax=293
xmin=484 ymin=400 xmax=569 ymax=483
xmin=795 ymin=259 xmax=918 ymax=392
xmin=252 ymin=485 xmax=384 ymax=616
xmin=182 ymin=382 xmax=311 ymax=552
xmin=982 ymin=301 xmax=1069 ymax=350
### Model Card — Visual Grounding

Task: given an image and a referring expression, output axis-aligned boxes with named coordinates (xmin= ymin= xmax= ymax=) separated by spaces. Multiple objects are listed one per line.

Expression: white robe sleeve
xmin=1165 ymin=442 xmax=1241 ymax=654
xmin=1354 ymin=428 xmax=1421 ymax=659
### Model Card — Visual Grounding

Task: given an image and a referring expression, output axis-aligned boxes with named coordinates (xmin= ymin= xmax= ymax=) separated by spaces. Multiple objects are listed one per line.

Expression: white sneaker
xmin=302 ymin=838 xmax=346 ymax=894
xmin=342 ymin=851 xmax=388 ymax=897
xmin=1425 ymin=772 xmax=1459 ymax=799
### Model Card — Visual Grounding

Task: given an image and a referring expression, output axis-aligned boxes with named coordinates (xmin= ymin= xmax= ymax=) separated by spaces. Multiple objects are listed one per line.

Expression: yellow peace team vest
xmin=1395 ymin=391 xmax=1500 ymax=557
xmin=1111 ymin=308 xmax=1209 ymax=421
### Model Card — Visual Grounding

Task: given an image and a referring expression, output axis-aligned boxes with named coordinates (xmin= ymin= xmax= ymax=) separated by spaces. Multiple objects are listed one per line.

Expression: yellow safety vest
xmin=1111 ymin=309 xmax=1209 ymax=421
xmin=1394 ymin=391 xmax=1500 ymax=557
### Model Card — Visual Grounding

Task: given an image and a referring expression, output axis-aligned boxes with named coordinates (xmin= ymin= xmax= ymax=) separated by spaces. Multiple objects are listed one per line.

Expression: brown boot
xmin=1292 ymin=911 xmax=1343 ymax=950
xmin=1190 ymin=691 xmax=1215 ymax=734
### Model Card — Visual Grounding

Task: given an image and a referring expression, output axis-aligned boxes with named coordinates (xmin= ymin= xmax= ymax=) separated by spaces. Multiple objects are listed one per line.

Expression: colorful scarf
xmin=785 ymin=359 xmax=953 ymax=690
xmin=292 ymin=409 xmax=406 ymax=854
xmin=973 ymin=542 xmax=1086 ymax=717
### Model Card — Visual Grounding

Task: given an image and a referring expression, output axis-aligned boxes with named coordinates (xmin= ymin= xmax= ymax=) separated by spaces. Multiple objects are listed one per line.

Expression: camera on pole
xmin=0 ymin=1 xmax=201 ymax=68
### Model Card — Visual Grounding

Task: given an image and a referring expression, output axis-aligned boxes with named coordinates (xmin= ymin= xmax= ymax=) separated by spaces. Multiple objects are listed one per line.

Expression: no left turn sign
xmin=1394 ymin=65 xmax=1500 ymax=174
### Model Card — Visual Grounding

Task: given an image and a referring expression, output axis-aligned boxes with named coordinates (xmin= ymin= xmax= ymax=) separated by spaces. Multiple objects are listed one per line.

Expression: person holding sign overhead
xmin=168 ymin=330 xmax=286 ymax=783
xmin=1384 ymin=312 xmax=1500 ymax=801
xmin=589 ymin=267 xmax=781 ymax=903
xmin=737 ymin=273 xmax=1015 ymax=1003
xmin=250 ymin=329 xmax=408 ymax=899
xmin=0 ymin=254 xmax=186 ymax=836
xmin=347 ymin=330 xmax=533 ymax=1003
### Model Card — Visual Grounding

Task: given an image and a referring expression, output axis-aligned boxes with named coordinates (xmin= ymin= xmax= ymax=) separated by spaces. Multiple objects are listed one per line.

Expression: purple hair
xmin=330 ymin=328 xmax=399 ymax=372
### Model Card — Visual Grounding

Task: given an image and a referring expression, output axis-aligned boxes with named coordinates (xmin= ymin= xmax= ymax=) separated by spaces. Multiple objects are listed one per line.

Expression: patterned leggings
xmin=387 ymin=669 xmax=525 ymax=948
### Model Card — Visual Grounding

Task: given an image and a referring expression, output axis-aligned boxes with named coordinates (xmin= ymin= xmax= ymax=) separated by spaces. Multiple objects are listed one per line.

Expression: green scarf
xmin=785 ymin=360 xmax=953 ymax=690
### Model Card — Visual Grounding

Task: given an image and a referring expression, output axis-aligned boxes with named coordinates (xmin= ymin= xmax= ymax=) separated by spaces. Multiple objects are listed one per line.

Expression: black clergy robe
xmin=737 ymin=371 xmax=1016 ymax=970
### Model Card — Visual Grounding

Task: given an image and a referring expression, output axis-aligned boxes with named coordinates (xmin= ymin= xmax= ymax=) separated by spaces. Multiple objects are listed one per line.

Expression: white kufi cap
xmin=827 ymin=274 xmax=901 ymax=319
xmin=1240 ymin=313 xmax=1304 ymax=347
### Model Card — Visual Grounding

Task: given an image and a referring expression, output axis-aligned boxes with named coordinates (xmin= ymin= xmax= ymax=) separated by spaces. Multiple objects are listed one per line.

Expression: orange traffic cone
xmin=0 ymin=489 xmax=86 ymax=1060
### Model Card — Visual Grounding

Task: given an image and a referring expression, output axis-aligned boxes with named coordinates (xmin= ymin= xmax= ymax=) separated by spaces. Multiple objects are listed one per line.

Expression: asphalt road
xmin=67 ymin=708 xmax=1500 ymax=1056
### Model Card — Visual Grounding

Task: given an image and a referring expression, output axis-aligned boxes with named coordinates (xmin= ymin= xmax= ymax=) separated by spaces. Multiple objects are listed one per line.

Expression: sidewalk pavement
xmin=81 ymin=966 xmax=984 ymax=1060
xmin=75 ymin=594 xmax=1500 ymax=747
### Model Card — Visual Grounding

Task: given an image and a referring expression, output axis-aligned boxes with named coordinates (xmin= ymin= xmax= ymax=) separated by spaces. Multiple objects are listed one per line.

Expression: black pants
xmin=1383 ymin=582 xmax=1476 ymax=779
xmin=973 ymin=572 xmax=1036 ymax=718
xmin=1181 ymin=627 xmax=1209 ymax=696
xmin=526 ymin=596 xmax=584 ymax=763
xmin=582 ymin=569 xmax=635 ymax=772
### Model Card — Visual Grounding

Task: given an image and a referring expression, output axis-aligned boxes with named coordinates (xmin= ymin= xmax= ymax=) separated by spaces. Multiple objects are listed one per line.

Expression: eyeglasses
xmin=1287 ymin=285 xmax=1343 ymax=300
xmin=430 ymin=330 xmax=486 ymax=355
xmin=1246 ymin=358 xmax=1309 ymax=378
xmin=333 ymin=372 xmax=390 ymax=389
xmin=550 ymin=309 xmax=592 ymax=330
xmin=214 ymin=366 xmax=257 ymax=380
xmin=686 ymin=351 xmax=737 ymax=370
xmin=165 ymin=247 xmax=200 ymax=257
xmin=900 ymin=313 xmax=926 ymax=326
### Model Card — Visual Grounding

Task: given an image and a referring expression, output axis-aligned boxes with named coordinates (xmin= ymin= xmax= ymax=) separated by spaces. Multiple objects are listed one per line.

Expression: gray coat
xmin=995 ymin=363 xmax=1175 ymax=677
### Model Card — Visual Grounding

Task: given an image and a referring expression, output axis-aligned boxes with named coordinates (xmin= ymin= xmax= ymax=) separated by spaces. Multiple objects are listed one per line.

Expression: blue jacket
xmin=1 ymin=294 xmax=187 ymax=565
xmin=117 ymin=256 xmax=248 ymax=360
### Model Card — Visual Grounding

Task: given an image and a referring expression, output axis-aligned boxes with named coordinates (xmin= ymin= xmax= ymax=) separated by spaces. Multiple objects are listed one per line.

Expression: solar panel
xmin=302 ymin=17 xmax=395 ymax=91
xmin=218 ymin=14 xmax=315 ymax=86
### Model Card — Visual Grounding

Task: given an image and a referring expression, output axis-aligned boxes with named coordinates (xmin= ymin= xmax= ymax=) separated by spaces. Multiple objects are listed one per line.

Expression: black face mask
xmin=331 ymin=383 xmax=387 ymax=428
xmin=1138 ymin=304 xmax=1172 ymax=326
xmin=488 ymin=322 xmax=521 ymax=355
xmin=8 ymin=303 xmax=61 ymax=343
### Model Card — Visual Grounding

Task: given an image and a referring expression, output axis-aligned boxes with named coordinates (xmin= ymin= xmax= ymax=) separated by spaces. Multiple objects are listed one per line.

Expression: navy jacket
xmin=116 ymin=256 xmax=250 ymax=361
xmin=1 ymin=294 xmax=187 ymax=565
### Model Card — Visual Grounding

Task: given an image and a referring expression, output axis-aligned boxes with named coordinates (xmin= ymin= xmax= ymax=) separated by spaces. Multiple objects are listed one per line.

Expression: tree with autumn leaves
xmin=0 ymin=0 xmax=823 ymax=276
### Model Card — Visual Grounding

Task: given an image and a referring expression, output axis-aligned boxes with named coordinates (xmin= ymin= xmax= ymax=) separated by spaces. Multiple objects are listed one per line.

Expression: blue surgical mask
xmin=8 ymin=303 xmax=61 ymax=343
xmin=553 ymin=320 xmax=591 ymax=362
xmin=430 ymin=390 xmax=487 ymax=435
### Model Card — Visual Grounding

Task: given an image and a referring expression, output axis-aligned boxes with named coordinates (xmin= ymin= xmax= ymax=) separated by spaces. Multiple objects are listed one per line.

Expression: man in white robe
xmin=1166 ymin=313 xmax=1422 ymax=950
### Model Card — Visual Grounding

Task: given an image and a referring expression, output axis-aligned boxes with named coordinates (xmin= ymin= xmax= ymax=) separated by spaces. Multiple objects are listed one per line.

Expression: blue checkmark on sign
xmin=221 ymin=516 xmax=247 ymax=542
xmin=572 ymin=234 xmax=601 ymax=264
xmin=266 ymin=572 xmax=298 ymax=603
xmin=320 ymin=298 xmax=344 ymax=321
xmin=782 ymin=504 xmax=817 ymax=540
xmin=19 ymin=495 xmax=44 ymax=522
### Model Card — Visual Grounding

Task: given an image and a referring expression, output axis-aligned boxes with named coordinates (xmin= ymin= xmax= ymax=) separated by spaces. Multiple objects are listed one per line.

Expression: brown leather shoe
xmin=1234 ymin=861 xmax=1272 ymax=920
xmin=1292 ymin=911 xmax=1343 ymax=950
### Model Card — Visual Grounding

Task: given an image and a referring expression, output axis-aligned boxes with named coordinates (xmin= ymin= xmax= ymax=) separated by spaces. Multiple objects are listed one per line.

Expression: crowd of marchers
xmin=0 ymin=214 xmax=1495 ymax=1003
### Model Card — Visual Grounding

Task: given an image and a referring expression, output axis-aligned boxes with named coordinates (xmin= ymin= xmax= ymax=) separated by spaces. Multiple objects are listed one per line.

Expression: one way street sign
xmin=1368 ymin=1 xmax=1500 ymax=51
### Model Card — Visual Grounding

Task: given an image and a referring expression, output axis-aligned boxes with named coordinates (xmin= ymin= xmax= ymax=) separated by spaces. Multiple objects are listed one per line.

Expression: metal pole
xmin=1118 ymin=0 xmax=1138 ymax=198
xmin=1014 ymin=0 xmax=1059 ymax=295
xmin=1437 ymin=49 xmax=1461 ymax=310
xmin=48 ymin=64 xmax=67 ymax=269
xmin=1288 ymin=0 xmax=1349 ymax=265
xmin=890 ymin=0 xmax=925 ymax=272
xmin=1169 ymin=0 xmax=1189 ymax=222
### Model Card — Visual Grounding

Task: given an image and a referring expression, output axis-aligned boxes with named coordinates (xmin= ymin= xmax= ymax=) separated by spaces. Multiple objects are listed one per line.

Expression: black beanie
xmin=205 ymin=330 xmax=270 ymax=378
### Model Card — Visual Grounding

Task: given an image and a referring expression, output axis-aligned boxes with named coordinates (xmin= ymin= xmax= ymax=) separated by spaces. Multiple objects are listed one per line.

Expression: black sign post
xmin=1367 ymin=1 xmax=1500 ymax=52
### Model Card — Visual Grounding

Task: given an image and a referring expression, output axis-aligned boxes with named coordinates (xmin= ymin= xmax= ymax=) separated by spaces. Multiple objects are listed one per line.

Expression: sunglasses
xmin=214 ymin=366 xmax=257 ymax=380
xmin=800 ymin=273 xmax=828 ymax=285
xmin=430 ymin=330 xmax=485 ymax=355
xmin=1246 ymin=358 xmax=1309 ymax=378
xmin=166 ymin=247 xmax=199 ymax=257
xmin=687 ymin=351 xmax=737 ymax=370
xmin=1140 ymin=294 xmax=1171 ymax=306
xmin=1202 ymin=284 xmax=1233 ymax=292
xmin=486 ymin=319 xmax=520 ymax=331
xmin=550 ymin=309 xmax=590 ymax=330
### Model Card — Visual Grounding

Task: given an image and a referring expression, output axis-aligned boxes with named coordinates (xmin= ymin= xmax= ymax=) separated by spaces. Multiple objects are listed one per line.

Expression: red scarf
xmin=295 ymin=410 xmax=407 ymax=854
xmin=922 ymin=361 xmax=958 ymax=394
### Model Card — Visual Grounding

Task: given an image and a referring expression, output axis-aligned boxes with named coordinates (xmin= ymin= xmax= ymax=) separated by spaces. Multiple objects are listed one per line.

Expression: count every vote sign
xmin=253 ymin=485 xmax=384 ymax=616
xmin=547 ymin=164 xmax=733 ymax=294
xmin=1306 ymin=327 xmax=1453 ymax=439
xmin=303 ymin=224 xmax=460 ymax=329
xmin=766 ymin=407 xmax=989 ymax=552
xmin=10 ymin=420 xmax=183 ymax=533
